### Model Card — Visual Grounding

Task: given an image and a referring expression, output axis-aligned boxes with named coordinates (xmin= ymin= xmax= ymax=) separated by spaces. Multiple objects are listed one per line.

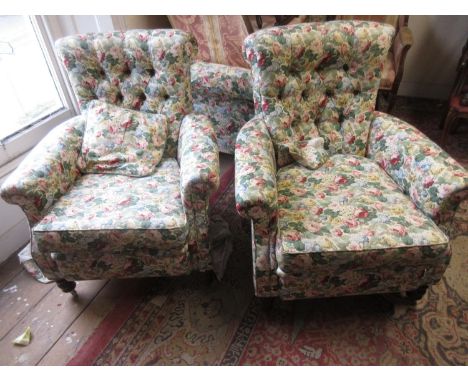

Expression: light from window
xmin=0 ymin=15 xmax=63 ymax=141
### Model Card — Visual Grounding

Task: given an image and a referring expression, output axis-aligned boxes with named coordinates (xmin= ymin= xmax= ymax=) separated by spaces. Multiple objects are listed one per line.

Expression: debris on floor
xmin=13 ymin=326 xmax=32 ymax=346
xmin=2 ymin=285 xmax=18 ymax=293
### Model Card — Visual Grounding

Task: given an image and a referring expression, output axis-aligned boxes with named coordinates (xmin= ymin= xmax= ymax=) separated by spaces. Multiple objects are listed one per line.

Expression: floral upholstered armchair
xmin=235 ymin=21 xmax=468 ymax=301
xmin=1 ymin=30 xmax=220 ymax=295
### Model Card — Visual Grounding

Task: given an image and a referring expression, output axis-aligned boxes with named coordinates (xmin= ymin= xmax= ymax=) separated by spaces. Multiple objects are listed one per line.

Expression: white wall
xmin=0 ymin=173 xmax=30 ymax=262
xmin=399 ymin=15 xmax=468 ymax=99
xmin=45 ymin=15 xmax=114 ymax=41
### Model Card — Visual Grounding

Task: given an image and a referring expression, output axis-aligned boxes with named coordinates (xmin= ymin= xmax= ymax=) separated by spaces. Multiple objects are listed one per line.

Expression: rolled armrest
xmin=235 ymin=117 xmax=278 ymax=221
xmin=1 ymin=116 xmax=85 ymax=224
xmin=367 ymin=112 xmax=468 ymax=232
xmin=178 ymin=114 xmax=220 ymax=208
xmin=191 ymin=61 xmax=252 ymax=101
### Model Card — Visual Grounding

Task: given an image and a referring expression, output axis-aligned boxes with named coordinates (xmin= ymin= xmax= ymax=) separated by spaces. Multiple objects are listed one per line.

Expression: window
xmin=0 ymin=15 xmax=76 ymax=169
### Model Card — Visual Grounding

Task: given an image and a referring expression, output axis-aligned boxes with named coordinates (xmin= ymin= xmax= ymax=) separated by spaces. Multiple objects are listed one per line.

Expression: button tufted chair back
xmin=55 ymin=29 xmax=197 ymax=157
xmin=243 ymin=21 xmax=395 ymax=166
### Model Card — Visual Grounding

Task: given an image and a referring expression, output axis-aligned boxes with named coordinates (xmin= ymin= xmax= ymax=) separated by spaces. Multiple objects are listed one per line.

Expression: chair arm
xmin=178 ymin=114 xmax=220 ymax=209
xmin=235 ymin=117 xmax=278 ymax=221
xmin=392 ymin=26 xmax=413 ymax=74
xmin=367 ymin=112 xmax=468 ymax=233
xmin=1 ymin=116 xmax=85 ymax=225
xmin=191 ymin=61 xmax=253 ymax=101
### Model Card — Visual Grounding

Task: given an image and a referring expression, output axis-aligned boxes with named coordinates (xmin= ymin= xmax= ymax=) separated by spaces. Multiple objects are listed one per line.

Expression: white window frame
xmin=0 ymin=16 xmax=78 ymax=172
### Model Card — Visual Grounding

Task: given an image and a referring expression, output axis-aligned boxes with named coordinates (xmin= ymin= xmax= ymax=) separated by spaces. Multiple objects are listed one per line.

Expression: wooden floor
xmin=0 ymin=254 xmax=106 ymax=365
xmin=0 ymin=153 xmax=234 ymax=366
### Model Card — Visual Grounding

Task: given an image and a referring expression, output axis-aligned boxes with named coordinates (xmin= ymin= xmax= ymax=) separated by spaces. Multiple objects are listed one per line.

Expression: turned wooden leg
xmin=376 ymin=91 xmax=385 ymax=111
xmin=405 ymin=285 xmax=428 ymax=304
xmin=442 ymin=108 xmax=458 ymax=146
xmin=259 ymin=297 xmax=275 ymax=312
xmin=386 ymin=91 xmax=397 ymax=114
xmin=56 ymin=279 xmax=77 ymax=297
xmin=201 ymin=270 xmax=217 ymax=285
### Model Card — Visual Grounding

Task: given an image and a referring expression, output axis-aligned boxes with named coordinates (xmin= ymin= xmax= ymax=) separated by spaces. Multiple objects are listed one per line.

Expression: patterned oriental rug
xmin=67 ymin=98 xmax=468 ymax=366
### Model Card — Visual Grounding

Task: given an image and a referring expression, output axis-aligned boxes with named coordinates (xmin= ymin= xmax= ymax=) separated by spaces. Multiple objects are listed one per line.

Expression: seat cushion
xmin=33 ymin=158 xmax=188 ymax=255
xmin=276 ymin=154 xmax=450 ymax=277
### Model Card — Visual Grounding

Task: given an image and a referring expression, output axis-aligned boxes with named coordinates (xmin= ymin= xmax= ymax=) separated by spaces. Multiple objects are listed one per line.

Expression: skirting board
xmin=0 ymin=218 xmax=29 ymax=264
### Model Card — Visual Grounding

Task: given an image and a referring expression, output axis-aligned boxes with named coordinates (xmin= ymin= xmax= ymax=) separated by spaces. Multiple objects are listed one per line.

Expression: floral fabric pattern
xmin=80 ymin=100 xmax=167 ymax=176
xmin=191 ymin=62 xmax=253 ymax=100
xmin=178 ymin=114 xmax=220 ymax=269
xmin=276 ymin=155 xmax=450 ymax=298
xmin=235 ymin=21 xmax=468 ymax=300
xmin=235 ymin=118 xmax=278 ymax=222
xmin=286 ymin=137 xmax=329 ymax=170
xmin=34 ymin=158 xmax=187 ymax=254
xmin=367 ymin=112 xmax=468 ymax=235
xmin=1 ymin=29 xmax=221 ymax=282
xmin=55 ymin=29 xmax=197 ymax=158
xmin=243 ymin=21 xmax=394 ymax=166
xmin=235 ymin=118 xmax=280 ymax=296
xmin=0 ymin=116 xmax=85 ymax=224
xmin=43 ymin=247 xmax=191 ymax=281
xmin=191 ymin=62 xmax=254 ymax=154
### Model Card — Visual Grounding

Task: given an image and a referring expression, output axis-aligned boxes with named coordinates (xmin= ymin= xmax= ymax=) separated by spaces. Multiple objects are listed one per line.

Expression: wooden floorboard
xmin=0 ymin=279 xmax=107 ymax=365
xmin=38 ymin=278 xmax=155 ymax=365
xmin=0 ymin=270 xmax=54 ymax=340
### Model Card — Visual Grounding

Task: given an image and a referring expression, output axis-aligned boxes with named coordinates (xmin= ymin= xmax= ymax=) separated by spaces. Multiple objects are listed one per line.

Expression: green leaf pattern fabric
xmin=79 ymin=100 xmax=167 ymax=177
xmin=243 ymin=21 xmax=394 ymax=166
xmin=55 ymin=29 xmax=197 ymax=158
xmin=275 ymin=155 xmax=450 ymax=299
xmin=33 ymin=158 xmax=188 ymax=258
xmin=178 ymin=114 xmax=220 ymax=268
xmin=1 ymin=30 xmax=221 ymax=281
xmin=1 ymin=116 xmax=85 ymax=224
xmin=191 ymin=62 xmax=254 ymax=154
xmin=367 ymin=112 xmax=468 ymax=235
xmin=235 ymin=21 xmax=468 ymax=299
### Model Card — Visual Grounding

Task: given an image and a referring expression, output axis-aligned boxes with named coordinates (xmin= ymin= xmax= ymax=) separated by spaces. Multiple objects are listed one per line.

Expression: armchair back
xmin=55 ymin=29 xmax=197 ymax=157
xmin=243 ymin=21 xmax=394 ymax=166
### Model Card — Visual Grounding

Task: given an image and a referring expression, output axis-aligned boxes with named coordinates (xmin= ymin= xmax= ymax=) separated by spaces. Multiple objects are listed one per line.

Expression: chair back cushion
xmin=78 ymin=100 xmax=167 ymax=177
xmin=55 ymin=29 xmax=197 ymax=157
xmin=243 ymin=21 xmax=394 ymax=166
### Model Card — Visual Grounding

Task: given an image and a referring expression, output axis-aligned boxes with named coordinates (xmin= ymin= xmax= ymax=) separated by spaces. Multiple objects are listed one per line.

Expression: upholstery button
xmin=314 ymin=117 xmax=320 ymax=125
xmin=116 ymin=93 xmax=123 ymax=102
xmin=148 ymin=68 xmax=156 ymax=76
xmin=325 ymin=89 xmax=334 ymax=97
xmin=163 ymin=94 xmax=170 ymax=100
xmin=301 ymin=90 xmax=308 ymax=99
xmin=343 ymin=63 xmax=349 ymax=72
xmin=353 ymin=89 xmax=360 ymax=96
xmin=338 ymin=114 xmax=345 ymax=123
xmin=140 ymin=93 xmax=147 ymax=101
